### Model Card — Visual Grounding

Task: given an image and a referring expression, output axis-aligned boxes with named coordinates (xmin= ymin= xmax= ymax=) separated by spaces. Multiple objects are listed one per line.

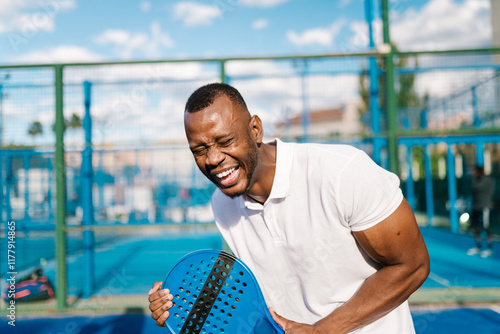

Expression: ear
xmin=248 ymin=115 xmax=264 ymax=144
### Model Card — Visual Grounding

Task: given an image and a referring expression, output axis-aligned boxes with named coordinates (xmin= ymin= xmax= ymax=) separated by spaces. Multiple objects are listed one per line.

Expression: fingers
xmin=148 ymin=281 xmax=163 ymax=295
xmin=269 ymin=307 xmax=286 ymax=330
xmin=149 ymin=285 xmax=174 ymax=327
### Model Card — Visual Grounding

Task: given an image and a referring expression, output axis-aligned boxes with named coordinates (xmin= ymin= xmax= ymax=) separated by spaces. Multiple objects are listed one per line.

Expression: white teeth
xmin=217 ymin=167 xmax=235 ymax=179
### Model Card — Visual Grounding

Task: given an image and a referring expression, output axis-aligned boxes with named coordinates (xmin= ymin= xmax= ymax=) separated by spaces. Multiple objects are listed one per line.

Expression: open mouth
xmin=215 ymin=166 xmax=240 ymax=187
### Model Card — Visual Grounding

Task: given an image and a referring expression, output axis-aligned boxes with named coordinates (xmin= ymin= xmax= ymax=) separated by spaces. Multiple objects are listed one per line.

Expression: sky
xmin=0 ymin=0 xmax=496 ymax=147
xmin=0 ymin=0 xmax=494 ymax=65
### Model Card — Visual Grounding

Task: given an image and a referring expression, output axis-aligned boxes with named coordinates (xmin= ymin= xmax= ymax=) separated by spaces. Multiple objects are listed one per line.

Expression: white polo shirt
xmin=211 ymin=139 xmax=415 ymax=333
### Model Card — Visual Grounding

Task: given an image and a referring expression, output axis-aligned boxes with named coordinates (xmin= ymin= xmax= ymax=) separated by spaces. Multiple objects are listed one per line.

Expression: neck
xmin=245 ymin=142 xmax=277 ymax=204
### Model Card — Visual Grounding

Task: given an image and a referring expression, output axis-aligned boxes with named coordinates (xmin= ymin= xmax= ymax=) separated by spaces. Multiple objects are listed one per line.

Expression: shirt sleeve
xmin=337 ymin=150 xmax=403 ymax=231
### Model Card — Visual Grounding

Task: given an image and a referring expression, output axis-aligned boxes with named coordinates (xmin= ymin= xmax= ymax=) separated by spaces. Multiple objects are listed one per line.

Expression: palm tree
xmin=67 ymin=113 xmax=82 ymax=130
xmin=51 ymin=112 xmax=83 ymax=132
xmin=27 ymin=121 xmax=43 ymax=145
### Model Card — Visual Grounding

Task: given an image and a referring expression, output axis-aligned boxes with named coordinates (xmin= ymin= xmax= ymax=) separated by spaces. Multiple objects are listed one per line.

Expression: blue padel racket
xmin=161 ymin=250 xmax=284 ymax=334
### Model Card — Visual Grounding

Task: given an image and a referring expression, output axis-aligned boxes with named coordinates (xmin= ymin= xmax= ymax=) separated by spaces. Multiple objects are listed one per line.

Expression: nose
xmin=205 ymin=146 xmax=224 ymax=167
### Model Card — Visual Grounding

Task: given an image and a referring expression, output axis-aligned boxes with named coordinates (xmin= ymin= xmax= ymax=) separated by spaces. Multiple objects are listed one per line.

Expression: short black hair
xmin=184 ymin=83 xmax=248 ymax=113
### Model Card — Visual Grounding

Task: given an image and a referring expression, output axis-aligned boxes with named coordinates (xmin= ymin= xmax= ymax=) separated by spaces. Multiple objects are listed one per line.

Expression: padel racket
xmin=161 ymin=250 xmax=284 ymax=334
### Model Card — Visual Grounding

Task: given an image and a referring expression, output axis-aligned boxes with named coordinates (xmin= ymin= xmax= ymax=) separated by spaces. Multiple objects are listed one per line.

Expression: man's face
xmin=184 ymin=95 xmax=259 ymax=198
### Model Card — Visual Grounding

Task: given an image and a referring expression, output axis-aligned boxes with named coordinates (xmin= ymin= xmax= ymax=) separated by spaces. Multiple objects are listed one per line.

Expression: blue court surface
xmin=1 ymin=225 xmax=499 ymax=333
xmin=1 ymin=306 xmax=499 ymax=333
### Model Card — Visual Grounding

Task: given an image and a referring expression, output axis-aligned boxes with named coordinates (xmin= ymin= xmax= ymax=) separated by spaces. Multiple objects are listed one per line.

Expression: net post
xmin=381 ymin=0 xmax=398 ymax=174
xmin=82 ymin=80 xmax=95 ymax=299
xmin=54 ymin=64 xmax=67 ymax=311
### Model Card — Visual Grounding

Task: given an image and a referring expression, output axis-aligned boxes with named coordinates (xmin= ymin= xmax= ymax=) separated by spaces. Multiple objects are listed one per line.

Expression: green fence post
xmin=381 ymin=0 xmax=398 ymax=174
xmin=220 ymin=59 xmax=227 ymax=83
xmin=54 ymin=64 xmax=67 ymax=311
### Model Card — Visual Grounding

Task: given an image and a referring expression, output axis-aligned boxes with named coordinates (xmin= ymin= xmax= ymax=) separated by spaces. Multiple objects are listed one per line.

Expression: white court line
xmin=427 ymin=272 xmax=451 ymax=287
xmin=490 ymin=304 xmax=500 ymax=315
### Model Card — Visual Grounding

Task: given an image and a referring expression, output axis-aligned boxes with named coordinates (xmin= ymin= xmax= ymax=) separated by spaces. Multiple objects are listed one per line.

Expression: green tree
xmin=358 ymin=45 xmax=425 ymax=132
xmin=27 ymin=121 xmax=43 ymax=145
xmin=67 ymin=113 xmax=82 ymax=130
xmin=52 ymin=112 xmax=83 ymax=132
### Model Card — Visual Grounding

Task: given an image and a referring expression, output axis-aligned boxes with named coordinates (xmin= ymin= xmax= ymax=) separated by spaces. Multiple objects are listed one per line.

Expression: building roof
xmin=277 ymin=108 xmax=343 ymax=127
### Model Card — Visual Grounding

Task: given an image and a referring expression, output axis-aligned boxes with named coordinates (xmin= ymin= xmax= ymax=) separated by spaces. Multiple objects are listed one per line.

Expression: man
xmin=149 ymin=83 xmax=430 ymax=333
xmin=467 ymin=166 xmax=495 ymax=258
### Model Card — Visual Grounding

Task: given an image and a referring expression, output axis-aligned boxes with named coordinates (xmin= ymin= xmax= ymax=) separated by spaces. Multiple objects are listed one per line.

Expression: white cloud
xmin=348 ymin=19 xmax=382 ymax=49
xmin=392 ymin=0 xmax=491 ymax=50
xmin=0 ymin=0 xmax=75 ymax=34
xmin=240 ymin=0 xmax=290 ymax=7
xmin=14 ymin=45 xmax=102 ymax=64
xmin=251 ymin=19 xmax=269 ymax=30
xmin=140 ymin=1 xmax=151 ymax=12
xmin=93 ymin=22 xmax=174 ymax=59
xmin=349 ymin=0 xmax=491 ymax=50
xmin=287 ymin=19 xmax=346 ymax=47
xmin=226 ymin=60 xmax=283 ymax=76
xmin=173 ymin=2 xmax=221 ymax=27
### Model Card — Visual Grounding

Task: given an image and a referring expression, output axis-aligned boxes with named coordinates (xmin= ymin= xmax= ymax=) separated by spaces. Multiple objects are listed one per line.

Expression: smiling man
xmin=148 ymin=83 xmax=430 ymax=333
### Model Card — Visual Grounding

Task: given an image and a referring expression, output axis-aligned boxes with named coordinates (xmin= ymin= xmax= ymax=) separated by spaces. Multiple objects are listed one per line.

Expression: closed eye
xmin=191 ymin=147 xmax=206 ymax=156
xmin=218 ymin=138 xmax=233 ymax=147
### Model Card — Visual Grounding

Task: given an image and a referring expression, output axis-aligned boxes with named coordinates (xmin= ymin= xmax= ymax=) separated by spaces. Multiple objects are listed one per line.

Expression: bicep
xmin=353 ymin=198 xmax=429 ymax=268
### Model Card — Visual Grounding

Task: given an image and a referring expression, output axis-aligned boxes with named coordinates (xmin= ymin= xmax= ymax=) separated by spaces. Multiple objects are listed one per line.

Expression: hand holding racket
xmin=153 ymin=250 xmax=284 ymax=334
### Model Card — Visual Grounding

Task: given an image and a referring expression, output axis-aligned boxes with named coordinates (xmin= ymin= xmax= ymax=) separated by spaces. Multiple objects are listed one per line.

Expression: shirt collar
xmin=240 ymin=138 xmax=293 ymax=210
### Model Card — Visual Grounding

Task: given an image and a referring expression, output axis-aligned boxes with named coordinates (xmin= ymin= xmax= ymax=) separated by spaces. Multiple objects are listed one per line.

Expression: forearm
xmin=314 ymin=263 xmax=428 ymax=333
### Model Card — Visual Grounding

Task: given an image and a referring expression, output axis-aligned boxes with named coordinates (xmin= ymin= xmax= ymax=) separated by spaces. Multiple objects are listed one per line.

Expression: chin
xmin=220 ymin=188 xmax=245 ymax=199
xmin=218 ymin=182 xmax=248 ymax=199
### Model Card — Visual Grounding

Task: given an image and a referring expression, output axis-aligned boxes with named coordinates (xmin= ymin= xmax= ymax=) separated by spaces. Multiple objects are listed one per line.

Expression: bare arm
xmin=272 ymin=198 xmax=430 ymax=333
